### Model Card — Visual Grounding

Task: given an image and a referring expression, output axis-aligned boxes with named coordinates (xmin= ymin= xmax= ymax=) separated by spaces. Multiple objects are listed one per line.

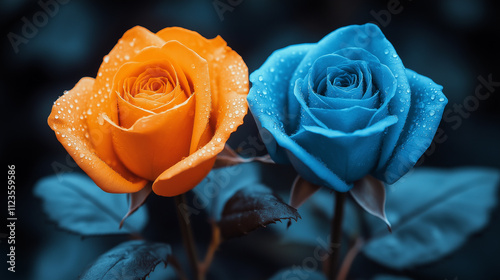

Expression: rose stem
xmin=174 ymin=194 xmax=202 ymax=280
xmin=199 ymin=221 xmax=221 ymax=276
xmin=327 ymin=191 xmax=346 ymax=280
xmin=337 ymin=236 xmax=364 ymax=280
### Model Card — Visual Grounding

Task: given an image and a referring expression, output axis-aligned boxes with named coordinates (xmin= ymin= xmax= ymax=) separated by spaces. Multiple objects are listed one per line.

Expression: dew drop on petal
xmin=258 ymin=75 xmax=264 ymax=82
xmin=98 ymin=114 xmax=104 ymax=125
xmin=384 ymin=49 xmax=389 ymax=55
xmin=429 ymin=110 xmax=436 ymax=116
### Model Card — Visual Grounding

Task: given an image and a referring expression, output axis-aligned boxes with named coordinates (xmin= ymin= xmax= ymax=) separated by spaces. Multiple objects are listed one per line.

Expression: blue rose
xmin=247 ymin=24 xmax=447 ymax=192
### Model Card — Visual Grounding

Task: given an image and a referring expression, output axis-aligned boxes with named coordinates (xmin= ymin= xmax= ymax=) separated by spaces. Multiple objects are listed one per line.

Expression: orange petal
xmin=47 ymin=77 xmax=147 ymax=193
xmin=113 ymin=60 xmax=178 ymax=111
xmin=132 ymin=42 xmax=212 ymax=154
xmin=131 ymin=48 xmax=192 ymax=99
xmin=153 ymin=91 xmax=248 ymax=197
xmin=95 ymin=27 xmax=166 ymax=115
xmin=116 ymin=93 xmax=154 ymax=129
xmin=151 ymin=28 xmax=249 ymax=197
xmin=156 ymin=27 xmax=249 ymax=120
xmin=151 ymin=86 xmax=186 ymax=113
xmin=89 ymin=27 xmax=165 ymax=180
xmin=153 ymin=157 xmax=217 ymax=197
xmin=106 ymin=94 xmax=196 ymax=181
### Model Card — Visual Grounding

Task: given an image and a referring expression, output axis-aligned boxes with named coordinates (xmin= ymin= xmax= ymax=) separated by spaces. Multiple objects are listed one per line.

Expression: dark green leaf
xmin=218 ymin=184 xmax=301 ymax=239
xmin=34 ymin=173 xmax=148 ymax=235
xmin=79 ymin=240 xmax=171 ymax=280
xmin=363 ymin=168 xmax=500 ymax=269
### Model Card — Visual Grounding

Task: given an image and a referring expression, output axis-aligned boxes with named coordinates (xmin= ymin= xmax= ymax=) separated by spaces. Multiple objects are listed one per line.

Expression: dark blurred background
xmin=1 ymin=0 xmax=500 ymax=279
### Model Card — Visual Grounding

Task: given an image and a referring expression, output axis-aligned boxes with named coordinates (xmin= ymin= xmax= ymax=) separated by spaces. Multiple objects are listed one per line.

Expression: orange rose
xmin=48 ymin=26 xmax=248 ymax=196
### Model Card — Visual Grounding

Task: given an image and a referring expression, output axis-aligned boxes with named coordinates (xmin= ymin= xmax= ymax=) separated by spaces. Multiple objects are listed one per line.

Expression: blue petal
xmin=332 ymin=48 xmax=380 ymax=99
xmin=248 ymin=43 xmax=314 ymax=163
xmin=309 ymin=106 xmax=377 ymax=132
xmin=307 ymin=55 xmax=379 ymax=109
xmin=380 ymin=69 xmax=448 ymax=183
xmin=333 ymin=47 xmax=382 ymax=64
xmin=366 ymin=62 xmax=397 ymax=127
xmin=325 ymin=64 xmax=363 ymax=99
xmin=288 ymin=23 xmax=411 ymax=173
xmin=308 ymin=90 xmax=380 ymax=110
xmin=291 ymin=116 xmax=398 ymax=182
xmin=299 ymin=73 xmax=376 ymax=133
xmin=316 ymin=76 xmax=328 ymax=95
xmin=301 ymin=115 xmax=398 ymax=138
xmin=293 ymin=78 xmax=329 ymax=129
xmin=308 ymin=54 xmax=350 ymax=94
xmin=259 ymin=115 xmax=352 ymax=192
